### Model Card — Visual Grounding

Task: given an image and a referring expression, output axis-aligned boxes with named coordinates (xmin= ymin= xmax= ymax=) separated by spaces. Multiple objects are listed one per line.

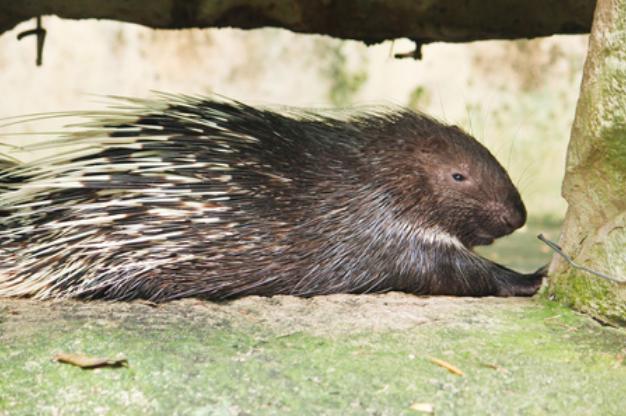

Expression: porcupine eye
xmin=451 ymin=173 xmax=465 ymax=182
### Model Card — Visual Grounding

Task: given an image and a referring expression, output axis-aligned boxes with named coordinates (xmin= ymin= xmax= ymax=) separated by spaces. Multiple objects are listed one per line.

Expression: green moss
xmin=1 ymin=298 xmax=625 ymax=415
xmin=548 ymin=270 xmax=626 ymax=326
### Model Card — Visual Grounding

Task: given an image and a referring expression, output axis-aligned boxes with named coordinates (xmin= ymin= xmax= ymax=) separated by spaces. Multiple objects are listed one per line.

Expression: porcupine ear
xmin=418 ymin=135 xmax=448 ymax=155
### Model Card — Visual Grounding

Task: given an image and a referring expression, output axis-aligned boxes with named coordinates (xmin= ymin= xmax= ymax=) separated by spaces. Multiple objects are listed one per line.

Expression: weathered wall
xmin=548 ymin=0 xmax=626 ymax=325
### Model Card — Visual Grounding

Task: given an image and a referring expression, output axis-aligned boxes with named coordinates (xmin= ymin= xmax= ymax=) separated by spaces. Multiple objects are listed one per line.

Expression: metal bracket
xmin=17 ymin=16 xmax=47 ymax=66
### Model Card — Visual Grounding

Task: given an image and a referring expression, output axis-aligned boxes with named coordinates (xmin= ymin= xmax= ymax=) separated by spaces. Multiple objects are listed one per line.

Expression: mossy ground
xmin=1 ymin=218 xmax=625 ymax=415
xmin=1 ymin=297 xmax=625 ymax=415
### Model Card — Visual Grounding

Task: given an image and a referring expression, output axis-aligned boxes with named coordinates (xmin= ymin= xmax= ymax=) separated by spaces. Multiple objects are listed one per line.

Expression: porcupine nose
xmin=502 ymin=198 xmax=526 ymax=231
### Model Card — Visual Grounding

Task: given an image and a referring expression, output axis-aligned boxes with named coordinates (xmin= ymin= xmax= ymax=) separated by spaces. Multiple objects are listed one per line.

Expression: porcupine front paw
xmin=495 ymin=264 xmax=547 ymax=297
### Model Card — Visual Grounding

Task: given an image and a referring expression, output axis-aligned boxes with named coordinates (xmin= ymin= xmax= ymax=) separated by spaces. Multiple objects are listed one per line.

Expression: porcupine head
xmin=364 ymin=113 xmax=526 ymax=249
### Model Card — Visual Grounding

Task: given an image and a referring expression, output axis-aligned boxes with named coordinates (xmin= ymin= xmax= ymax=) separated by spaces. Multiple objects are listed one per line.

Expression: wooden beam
xmin=0 ymin=0 xmax=596 ymax=44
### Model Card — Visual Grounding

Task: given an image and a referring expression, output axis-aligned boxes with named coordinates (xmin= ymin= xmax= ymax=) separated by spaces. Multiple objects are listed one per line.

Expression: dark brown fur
xmin=0 ymin=96 xmax=545 ymax=301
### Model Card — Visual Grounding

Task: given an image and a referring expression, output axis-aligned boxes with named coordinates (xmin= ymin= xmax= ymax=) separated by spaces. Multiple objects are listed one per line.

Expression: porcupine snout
xmin=499 ymin=195 xmax=526 ymax=233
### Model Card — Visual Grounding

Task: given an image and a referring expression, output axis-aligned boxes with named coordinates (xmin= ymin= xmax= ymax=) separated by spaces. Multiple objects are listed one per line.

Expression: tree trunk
xmin=548 ymin=0 xmax=626 ymax=326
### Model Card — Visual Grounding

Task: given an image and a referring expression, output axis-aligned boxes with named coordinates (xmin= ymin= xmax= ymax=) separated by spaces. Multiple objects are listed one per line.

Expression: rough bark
xmin=548 ymin=0 xmax=626 ymax=325
xmin=1 ymin=0 xmax=595 ymax=43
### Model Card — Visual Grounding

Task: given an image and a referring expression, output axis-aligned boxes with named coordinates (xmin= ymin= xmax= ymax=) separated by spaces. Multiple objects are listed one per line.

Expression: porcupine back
xmin=0 ymin=94 xmax=544 ymax=301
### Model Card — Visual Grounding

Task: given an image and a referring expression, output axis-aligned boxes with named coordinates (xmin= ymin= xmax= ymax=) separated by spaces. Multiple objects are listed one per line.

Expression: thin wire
xmin=537 ymin=234 xmax=624 ymax=284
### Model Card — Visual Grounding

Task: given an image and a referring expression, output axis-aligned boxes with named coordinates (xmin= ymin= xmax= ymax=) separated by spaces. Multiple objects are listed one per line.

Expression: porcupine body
xmin=0 ymin=94 xmax=545 ymax=301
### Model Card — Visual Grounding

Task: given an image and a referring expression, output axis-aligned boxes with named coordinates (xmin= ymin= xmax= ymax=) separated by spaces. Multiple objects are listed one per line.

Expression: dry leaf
xmin=429 ymin=357 xmax=464 ymax=376
xmin=53 ymin=353 xmax=128 ymax=369
xmin=410 ymin=402 xmax=434 ymax=413
xmin=136 ymin=300 xmax=159 ymax=308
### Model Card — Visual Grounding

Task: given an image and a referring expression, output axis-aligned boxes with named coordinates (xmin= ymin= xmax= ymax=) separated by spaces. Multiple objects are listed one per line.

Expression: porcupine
xmin=0 ymin=94 xmax=545 ymax=301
